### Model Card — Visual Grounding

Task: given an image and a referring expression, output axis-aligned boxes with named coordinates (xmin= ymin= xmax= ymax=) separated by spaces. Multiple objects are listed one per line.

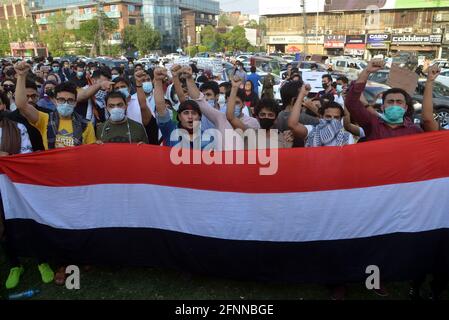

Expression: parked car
xmin=329 ymin=57 xmax=367 ymax=81
xmin=363 ymin=79 xmax=449 ymax=127
xmin=236 ymin=55 xmax=252 ymax=62
xmin=280 ymin=61 xmax=327 ymax=79
xmin=435 ymin=68 xmax=449 ymax=87
xmin=367 ymin=70 xmax=390 ymax=84
xmin=414 ymin=80 xmax=449 ymax=128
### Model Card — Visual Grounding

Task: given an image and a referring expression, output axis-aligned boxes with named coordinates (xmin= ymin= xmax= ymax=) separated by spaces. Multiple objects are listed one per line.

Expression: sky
xmin=219 ymin=0 xmax=259 ymax=15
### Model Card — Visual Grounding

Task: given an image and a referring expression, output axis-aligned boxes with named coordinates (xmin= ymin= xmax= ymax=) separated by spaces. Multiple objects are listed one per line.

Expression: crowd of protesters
xmin=0 ymin=55 xmax=446 ymax=299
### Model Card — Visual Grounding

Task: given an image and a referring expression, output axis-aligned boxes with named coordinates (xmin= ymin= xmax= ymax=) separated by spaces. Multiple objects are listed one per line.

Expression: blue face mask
xmin=52 ymin=66 xmax=60 ymax=73
xmin=207 ymin=99 xmax=215 ymax=108
xmin=381 ymin=105 xmax=406 ymax=124
xmin=118 ymin=88 xmax=129 ymax=98
xmin=57 ymin=103 xmax=74 ymax=117
xmin=111 ymin=74 xmax=119 ymax=81
xmin=336 ymin=84 xmax=343 ymax=93
xmin=109 ymin=107 xmax=126 ymax=122
xmin=77 ymin=71 xmax=84 ymax=78
xmin=142 ymin=81 xmax=153 ymax=94
xmin=234 ymin=105 xmax=242 ymax=118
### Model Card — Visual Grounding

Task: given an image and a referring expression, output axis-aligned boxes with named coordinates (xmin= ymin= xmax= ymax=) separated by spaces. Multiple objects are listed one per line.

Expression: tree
xmin=245 ymin=20 xmax=259 ymax=29
xmin=0 ymin=23 xmax=11 ymax=56
xmin=200 ymin=25 xmax=222 ymax=52
xmin=122 ymin=23 xmax=161 ymax=56
xmin=226 ymin=26 xmax=251 ymax=51
xmin=74 ymin=13 xmax=118 ymax=56
xmin=217 ymin=14 xmax=231 ymax=28
xmin=8 ymin=17 xmax=36 ymax=42
xmin=39 ymin=12 xmax=75 ymax=56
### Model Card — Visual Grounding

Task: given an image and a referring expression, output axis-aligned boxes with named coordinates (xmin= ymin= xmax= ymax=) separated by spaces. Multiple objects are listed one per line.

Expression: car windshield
xmin=433 ymin=81 xmax=449 ymax=97
xmin=368 ymin=72 xmax=389 ymax=83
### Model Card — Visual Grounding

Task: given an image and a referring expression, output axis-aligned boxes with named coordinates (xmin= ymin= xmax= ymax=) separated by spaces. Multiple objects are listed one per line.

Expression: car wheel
xmin=435 ymin=107 xmax=449 ymax=127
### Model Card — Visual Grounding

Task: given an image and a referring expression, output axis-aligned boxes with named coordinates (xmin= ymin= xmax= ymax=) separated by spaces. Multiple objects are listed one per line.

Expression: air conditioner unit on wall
xmin=434 ymin=13 xmax=443 ymax=22
xmin=325 ymin=30 xmax=333 ymax=35
xmin=384 ymin=27 xmax=392 ymax=32
xmin=392 ymin=29 xmax=402 ymax=34
xmin=433 ymin=28 xmax=442 ymax=34
xmin=404 ymin=27 xmax=413 ymax=33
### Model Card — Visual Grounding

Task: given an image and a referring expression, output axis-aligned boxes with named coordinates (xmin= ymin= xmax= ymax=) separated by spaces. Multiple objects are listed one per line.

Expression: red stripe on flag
xmin=1 ymin=131 xmax=449 ymax=193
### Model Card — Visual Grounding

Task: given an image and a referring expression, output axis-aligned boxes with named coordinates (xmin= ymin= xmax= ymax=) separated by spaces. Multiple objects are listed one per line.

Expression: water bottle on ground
xmin=8 ymin=289 xmax=41 ymax=300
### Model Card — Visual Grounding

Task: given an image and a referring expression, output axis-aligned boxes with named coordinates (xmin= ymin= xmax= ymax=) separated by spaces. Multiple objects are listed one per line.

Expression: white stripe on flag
xmin=1 ymin=174 xmax=449 ymax=242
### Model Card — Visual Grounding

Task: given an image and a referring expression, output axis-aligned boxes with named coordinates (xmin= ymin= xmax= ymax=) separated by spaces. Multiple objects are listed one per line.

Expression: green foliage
xmin=184 ymin=46 xmax=198 ymax=57
xmin=8 ymin=17 xmax=36 ymax=42
xmin=217 ymin=14 xmax=231 ymax=28
xmin=39 ymin=12 xmax=74 ymax=56
xmin=200 ymin=26 xmax=251 ymax=53
xmin=0 ymin=24 xmax=11 ymax=56
xmin=104 ymin=44 xmax=123 ymax=57
xmin=245 ymin=20 xmax=259 ymax=29
xmin=122 ymin=23 xmax=161 ymax=56
xmin=74 ymin=12 xmax=118 ymax=55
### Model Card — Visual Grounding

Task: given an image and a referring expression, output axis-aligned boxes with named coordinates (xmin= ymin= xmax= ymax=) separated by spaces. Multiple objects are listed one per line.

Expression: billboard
xmin=259 ymin=0 xmax=449 ymax=15
xmin=323 ymin=0 xmax=449 ymax=11
xmin=391 ymin=34 xmax=443 ymax=45
xmin=259 ymin=0 xmax=325 ymax=15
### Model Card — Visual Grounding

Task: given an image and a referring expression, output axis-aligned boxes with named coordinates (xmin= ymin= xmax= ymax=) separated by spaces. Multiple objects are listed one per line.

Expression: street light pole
xmin=97 ymin=0 xmax=104 ymax=56
xmin=301 ymin=0 xmax=308 ymax=54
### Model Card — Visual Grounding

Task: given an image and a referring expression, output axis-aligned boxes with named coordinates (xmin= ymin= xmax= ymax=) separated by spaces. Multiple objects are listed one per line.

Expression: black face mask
xmin=3 ymin=85 xmax=15 ymax=93
xmin=322 ymin=82 xmax=329 ymax=89
xmin=259 ymin=118 xmax=275 ymax=130
xmin=45 ymin=89 xmax=55 ymax=97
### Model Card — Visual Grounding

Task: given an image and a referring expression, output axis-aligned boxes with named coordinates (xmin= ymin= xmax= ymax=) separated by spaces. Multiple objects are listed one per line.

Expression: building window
xmin=209 ymin=15 xmax=212 ymax=20
xmin=201 ymin=13 xmax=204 ymax=19
xmin=129 ymin=18 xmax=136 ymax=25
xmin=110 ymin=5 xmax=117 ymax=12
xmin=128 ymin=5 xmax=135 ymax=12
xmin=84 ymin=8 xmax=91 ymax=14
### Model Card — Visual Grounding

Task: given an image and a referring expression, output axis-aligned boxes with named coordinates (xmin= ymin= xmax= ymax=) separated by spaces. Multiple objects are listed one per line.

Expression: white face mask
xmin=218 ymin=94 xmax=226 ymax=106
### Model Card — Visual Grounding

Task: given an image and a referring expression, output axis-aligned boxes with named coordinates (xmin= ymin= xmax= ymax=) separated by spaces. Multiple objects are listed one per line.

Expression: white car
xmin=136 ymin=58 xmax=160 ymax=66
xmin=165 ymin=53 xmax=181 ymax=61
xmin=236 ymin=55 xmax=251 ymax=62
xmin=436 ymin=68 xmax=449 ymax=87
xmin=282 ymin=55 xmax=295 ymax=63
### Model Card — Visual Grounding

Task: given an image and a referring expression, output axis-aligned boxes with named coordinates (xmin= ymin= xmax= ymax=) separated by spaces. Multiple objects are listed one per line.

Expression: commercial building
xmin=31 ymin=0 xmax=143 ymax=44
xmin=0 ymin=0 xmax=30 ymax=27
xmin=0 ymin=0 xmax=219 ymax=54
xmin=260 ymin=0 xmax=449 ymax=59
xmin=142 ymin=0 xmax=219 ymax=53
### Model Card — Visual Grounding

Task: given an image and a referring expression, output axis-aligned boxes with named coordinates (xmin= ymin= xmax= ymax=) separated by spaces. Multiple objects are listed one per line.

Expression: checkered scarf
xmin=306 ymin=119 xmax=351 ymax=147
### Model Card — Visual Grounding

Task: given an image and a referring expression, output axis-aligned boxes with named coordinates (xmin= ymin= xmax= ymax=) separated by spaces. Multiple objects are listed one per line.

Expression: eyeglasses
xmin=56 ymin=97 xmax=77 ymax=105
